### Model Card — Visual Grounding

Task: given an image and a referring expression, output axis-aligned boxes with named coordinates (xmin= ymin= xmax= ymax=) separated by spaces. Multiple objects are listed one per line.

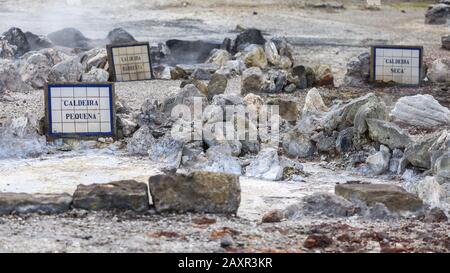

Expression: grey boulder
xmin=72 ymin=180 xmax=149 ymax=212
xmin=148 ymin=171 xmax=241 ymax=214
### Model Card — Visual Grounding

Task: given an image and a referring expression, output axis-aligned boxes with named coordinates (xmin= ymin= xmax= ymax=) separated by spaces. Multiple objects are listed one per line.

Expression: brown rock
xmin=335 ymin=183 xmax=424 ymax=213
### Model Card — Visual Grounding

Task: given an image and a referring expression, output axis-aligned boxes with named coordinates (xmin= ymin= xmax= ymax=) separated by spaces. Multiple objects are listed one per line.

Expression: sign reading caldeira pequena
xmin=45 ymin=83 xmax=116 ymax=138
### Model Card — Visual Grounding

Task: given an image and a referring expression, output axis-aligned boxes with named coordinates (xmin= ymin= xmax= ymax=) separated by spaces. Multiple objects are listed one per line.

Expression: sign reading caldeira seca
xmin=45 ymin=83 xmax=116 ymax=138
xmin=370 ymin=45 xmax=423 ymax=85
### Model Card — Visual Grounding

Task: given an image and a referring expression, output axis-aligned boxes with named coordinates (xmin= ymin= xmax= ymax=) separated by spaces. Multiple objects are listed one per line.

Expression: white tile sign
xmin=46 ymin=83 xmax=115 ymax=137
xmin=107 ymin=42 xmax=154 ymax=82
xmin=371 ymin=46 xmax=423 ymax=85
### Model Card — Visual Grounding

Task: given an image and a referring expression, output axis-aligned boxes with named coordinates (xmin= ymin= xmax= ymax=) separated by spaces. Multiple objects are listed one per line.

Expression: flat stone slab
xmin=0 ymin=192 xmax=72 ymax=215
xmin=335 ymin=183 xmax=423 ymax=213
xmin=148 ymin=171 xmax=241 ymax=214
xmin=72 ymin=180 xmax=149 ymax=212
xmin=175 ymin=63 xmax=220 ymax=74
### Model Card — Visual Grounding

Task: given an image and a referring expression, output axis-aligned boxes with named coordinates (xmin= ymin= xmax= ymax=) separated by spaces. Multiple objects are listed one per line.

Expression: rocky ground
xmin=1 ymin=1 xmax=450 ymax=253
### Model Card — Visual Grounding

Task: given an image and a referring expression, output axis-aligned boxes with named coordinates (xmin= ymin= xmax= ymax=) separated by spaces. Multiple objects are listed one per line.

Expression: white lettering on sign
xmin=373 ymin=47 xmax=422 ymax=85
xmin=48 ymin=85 xmax=114 ymax=135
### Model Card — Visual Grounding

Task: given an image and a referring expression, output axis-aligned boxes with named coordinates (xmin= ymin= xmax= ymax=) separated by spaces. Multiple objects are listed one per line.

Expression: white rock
xmin=427 ymin=58 xmax=450 ymax=83
xmin=366 ymin=145 xmax=391 ymax=175
xmin=48 ymin=56 xmax=83 ymax=82
xmin=391 ymin=94 xmax=450 ymax=128
xmin=0 ymin=113 xmax=46 ymax=159
xmin=81 ymin=67 xmax=109 ymax=82
xmin=303 ymin=88 xmax=328 ymax=116
xmin=414 ymin=176 xmax=444 ymax=208
xmin=0 ymin=59 xmax=23 ymax=93
xmin=245 ymin=148 xmax=284 ymax=181
xmin=19 ymin=53 xmax=51 ymax=88
xmin=206 ymin=49 xmax=231 ymax=66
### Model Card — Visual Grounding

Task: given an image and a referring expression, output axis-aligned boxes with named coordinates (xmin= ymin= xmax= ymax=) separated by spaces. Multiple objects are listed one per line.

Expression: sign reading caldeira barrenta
xmin=45 ymin=83 xmax=116 ymax=138
xmin=370 ymin=45 xmax=423 ymax=85
xmin=107 ymin=42 xmax=154 ymax=82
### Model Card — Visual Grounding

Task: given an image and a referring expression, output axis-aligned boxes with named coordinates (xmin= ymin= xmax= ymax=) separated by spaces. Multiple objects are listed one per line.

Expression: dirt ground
xmin=0 ymin=1 xmax=449 ymax=253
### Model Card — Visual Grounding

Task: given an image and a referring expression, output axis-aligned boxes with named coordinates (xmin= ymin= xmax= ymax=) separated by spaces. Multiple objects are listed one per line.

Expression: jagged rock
xmin=148 ymin=171 xmax=241 ymax=214
xmin=126 ymin=125 xmax=155 ymax=155
xmin=425 ymin=4 xmax=450 ymax=25
xmin=47 ymin=28 xmax=90 ymax=49
xmin=313 ymin=64 xmax=334 ymax=86
xmin=191 ymin=68 xmax=211 ymax=80
xmin=162 ymin=84 xmax=206 ymax=116
xmin=81 ymin=48 xmax=108 ymax=70
xmin=25 ymin=31 xmax=53 ymax=51
xmin=435 ymin=152 xmax=450 ymax=184
xmin=116 ymin=114 xmax=138 ymax=138
xmin=106 ymin=27 xmax=137 ymax=45
xmin=245 ymin=148 xmax=284 ymax=181
xmin=263 ymin=69 xmax=287 ymax=93
xmin=427 ymin=58 xmax=450 ymax=83
xmin=391 ymin=95 xmax=450 ymax=128
xmin=423 ymin=207 xmax=448 ymax=223
xmin=282 ymin=128 xmax=316 ymax=158
xmin=216 ymin=60 xmax=246 ymax=76
xmin=271 ymin=37 xmax=293 ymax=60
xmin=0 ymin=59 xmax=24 ymax=93
xmin=262 ymin=209 xmax=284 ymax=223
xmin=206 ymin=49 xmax=231 ymax=66
xmin=289 ymin=65 xmax=308 ymax=89
xmin=283 ymin=83 xmax=296 ymax=93
xmin=148 ymin=136 xmax=183 ymax=170
xmin=343 ymin=52 xmax=370 ymax=87
xmin=389 ymin=149 xmax=404 ymax=174
xmin=311 ymin=131 xmax=336 ymax=153
xmin=412 ymin=176 xmax=444 ymax=208
xmin=0 ymin=114 xmax=47 ymax=159
xmin=18 ymin=53 xmax=52 ymax=88
xmin=72 ymin=180 xmax=149 ymax=212
xmin=404 ymin=131 xmax=445 ymax=170
xmin=170 ymin=66 xmax=188 ymax=80
xmin=335 ymin=183 xmax=424 ymax=213
xmin=241 ymin=44 xmax=268 ymax=69
xmin=81 ymin=67 xmax=109 ymax=82
xmin=303 ymin=88 xmax=328 ymax=116
xmin=48 ymin=57 xmax=84 ymax=82
xmin=353 ymin=98 xmax=387 ymax=146
xmin=264 ymin=40 xmax=280 ymax=66
xmin=180 ymin=78 xmax=208 ymax=96
xmin=189 ymin=146 xmax=242 ymax=175
xmin=323 ymin=93 xmax=378 ymax=132
xmin=0 ymin=193 xmax=72 ymax=215
xmin=366 ymin=145 xmax=391 ymax=175
xmin=207 ymin=73 xmax=228 ymax=100
xmin=301 ymin=192 xmax=357 ymax=217
xmin=241 ymin=67 xmax=265 ymax=95
xmin=267 ymin=98 xmax=298 ymax=122
xmin=233 ymin=28 xmax=266 ymax=52
xmin=243 ymin=93 xmax=264 ymax=114
xmin=1 ymin=27 xmax=30 ymax=57
xmin=366 ymin=119 xmax=411 ymax=149
xmin=336 ymin=127 xmax=354 ymax=153
xmin=0 ymin=39 xmax=16 ymax=59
